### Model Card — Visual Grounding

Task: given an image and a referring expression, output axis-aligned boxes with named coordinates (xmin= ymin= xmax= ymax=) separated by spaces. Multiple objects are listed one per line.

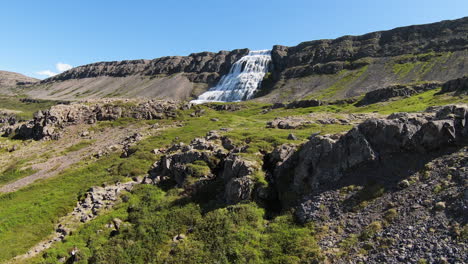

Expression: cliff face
xmin=25 ymin=49 xmax=248 ymax=101
xmin=44 ymin=49 xmax=249 ymax=85
xmin=22 ymin=17 xmax=468 ymax=101
xmin=260 ymin=17 xmax=468 ymax=102
xmin=271 ymin=17 xmax=468 ymax=77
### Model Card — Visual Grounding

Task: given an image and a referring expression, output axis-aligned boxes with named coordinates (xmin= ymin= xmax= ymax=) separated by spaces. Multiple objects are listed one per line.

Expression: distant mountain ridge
xmin=0 ymin=71 xmax=38 ymax=94
xmin=8 ymin=16 xmax=468 ymax=101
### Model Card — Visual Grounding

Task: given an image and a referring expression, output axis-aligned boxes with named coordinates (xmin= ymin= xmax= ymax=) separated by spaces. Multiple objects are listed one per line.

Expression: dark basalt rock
xmin=439 ymin=76 xmax=468 ymax=95
xmin=271 ymin=17 xmax=468 ymax=78
xmin=285 ymin=99 xmax=323 ymax=109
xmin=267 ymin=104 xmax=468 ymax=213
xmin=42 ymin=49 xmax=250 ymax=86
xmin=357 ymin=82 xmax=442 ymax=106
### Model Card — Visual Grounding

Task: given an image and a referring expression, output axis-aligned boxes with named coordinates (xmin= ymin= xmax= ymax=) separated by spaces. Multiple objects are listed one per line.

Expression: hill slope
xmin=0 ymin=71 xmax=38 ymax=95
xmin=15 ymin=17 xmax=468 ymax=102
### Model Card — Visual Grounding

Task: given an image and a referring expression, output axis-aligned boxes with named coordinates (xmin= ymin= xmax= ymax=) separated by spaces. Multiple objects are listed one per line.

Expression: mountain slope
xmin=17 ymin=17 xmax=468 ymax=102
xmin=0 ymin=71 xmax=38 ymax=95
xmin=24 ymin=49 xmax=249 ymax=100
xmin=263 ymin=17 xmax=468 ymax=101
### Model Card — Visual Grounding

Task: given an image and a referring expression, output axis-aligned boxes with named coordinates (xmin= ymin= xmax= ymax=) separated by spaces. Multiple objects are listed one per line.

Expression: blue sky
xmin=1 ymin=0 xmax=467 ymax=79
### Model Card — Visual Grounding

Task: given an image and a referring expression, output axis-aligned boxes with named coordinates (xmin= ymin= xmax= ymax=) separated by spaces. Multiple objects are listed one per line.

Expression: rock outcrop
xmin=268 ymin=104 xmax=468 ymax=211
xmin=271 ymin=17 xmax=468 ymax=79
xmin=43 ymin=49 xmax=249 ymax=86
xmin=440 ymin=76 xmax=468 ymax=95
xmin=357 ymin=82 xmax=442 ymax=106
xmin=13 ymin=100 xmax=183 ymax=140
xmin=75 ymin=181 xmax=138 ymax=222
xmin=148 ymin=131 xmax=259 ymax=203
xmin=222 ymin=154 xmax=256 ymax=204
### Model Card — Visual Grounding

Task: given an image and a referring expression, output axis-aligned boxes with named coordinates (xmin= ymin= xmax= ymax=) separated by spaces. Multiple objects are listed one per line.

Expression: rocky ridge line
xmin=42 ymin=49 xmax=249 ymax=86
xmin=271 ymin=17 xmax=468 ymax=79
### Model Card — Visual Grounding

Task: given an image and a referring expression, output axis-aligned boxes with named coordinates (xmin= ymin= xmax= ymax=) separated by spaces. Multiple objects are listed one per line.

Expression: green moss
xmin=338 ymin=234 xmax=359 ymax=253
xmin=460 ymin=224 xmax=468 ymax=242
xmin=418 ymin=259 xmax=429 ymax=264
xmin=186 ymin=160 xmax=211 ymax=178
xmin=391 ymin=51 xmax=453 ymax=81
xmin=0 ymin=96 xmax=59 ymax=120
xmin=316 ymin=66 xmax=369 ymax=100
xmin=307 ymin=88 xmax=467 ymax=115
xmin=383 ymin=208 xmax=398 ymax=223
xmin=252 ymin=170 xmax=268 ymax=188
xmin=343 ymin=182 xmax=385 ymax=212
xmin=392 ymin=62 xmax=417 ymax=78
xmin=433 ymin=184 xmax=443 ymax=194
xmin=359 ymin=221 xmax=383 ymax=240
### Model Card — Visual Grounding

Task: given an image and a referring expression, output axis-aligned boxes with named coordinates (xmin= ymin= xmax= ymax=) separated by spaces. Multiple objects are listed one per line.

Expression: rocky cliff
xmin=23 ymin=50 xmax=249 ymax=101
xmin=17 ymin=17 xmax=468 ymax=102
xmin=271 ymin=17 xmax=468 ymax=77
xmin=43 ymin=49 xmax=249 ymax=84
xmin=260 ymin=17 xmax=468 ymax=101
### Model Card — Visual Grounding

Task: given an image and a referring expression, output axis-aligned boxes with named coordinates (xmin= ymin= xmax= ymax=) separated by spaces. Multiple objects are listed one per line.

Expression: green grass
xmin=27 ymin=201 xmax=130 ymax=263
xmin=0 ymin=155 xmax=125 ymax=261
xmin=0 ymin=96 xmax=59 ymax=120
xmin=32 ymin=185 xmax=323 ymax=264
xmin=0 ymin=164 xmax=36 ymax=185
xmin=301 ymin=88 xmax=468 ymax=115
xmin=62 ymin=140 xmax=96 ymax=154
xmin=391 ymin=51 xmax=453 ymax=81
xmin=186 ymin=160 xmax=212 ymax=178
xmin=1 ymin=88 xmax=467 ymax=262
xmin=315 ymin=66 xmax=369 ymax=100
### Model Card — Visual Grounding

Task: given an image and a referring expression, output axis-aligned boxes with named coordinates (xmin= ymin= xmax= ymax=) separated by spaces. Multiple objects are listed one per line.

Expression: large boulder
xmin=440 ymin=76 xmax=468 ymax=95
xmin=222 ymin=154 xmax=257 ymax=204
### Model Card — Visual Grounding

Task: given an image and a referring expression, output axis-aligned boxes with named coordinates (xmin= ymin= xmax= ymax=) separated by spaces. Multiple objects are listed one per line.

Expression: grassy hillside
xmin=260 ymin=50 xmax=468 ymax=102
xmin=0 ymin=89 xmax=466 ymax=263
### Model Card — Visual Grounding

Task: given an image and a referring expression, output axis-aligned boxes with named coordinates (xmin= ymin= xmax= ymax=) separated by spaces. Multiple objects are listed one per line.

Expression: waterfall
xmin=191 ymin=50 xmax=272 ymax=103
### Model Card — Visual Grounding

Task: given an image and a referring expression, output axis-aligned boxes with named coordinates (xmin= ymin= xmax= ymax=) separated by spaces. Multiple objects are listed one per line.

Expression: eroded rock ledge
xmin=265 ymin=105 xmax=468 ymax=215
xmin=42 ymin=49 xmax=249 ymax=86
xmin=8 ymin=100 xmax=187 ymax=140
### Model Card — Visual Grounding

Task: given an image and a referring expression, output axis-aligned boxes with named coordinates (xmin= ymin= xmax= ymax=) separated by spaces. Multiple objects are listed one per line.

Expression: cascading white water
xmin=191 ymin=50 xmax=272 ymax=103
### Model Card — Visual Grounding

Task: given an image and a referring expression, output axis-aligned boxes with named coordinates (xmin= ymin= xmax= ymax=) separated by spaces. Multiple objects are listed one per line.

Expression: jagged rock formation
xmin=11 ymin=100 xmax=186 ymax=140
xmin=264 ymin=104 xmax=468 ymax=213
xmin=148 ymin=131 xmax=259 ymax=204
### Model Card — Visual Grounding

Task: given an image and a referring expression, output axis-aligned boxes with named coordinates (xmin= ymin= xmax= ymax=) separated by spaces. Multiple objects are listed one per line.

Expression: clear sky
xmin=1 ymin=0 xmax=467 ymax=79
